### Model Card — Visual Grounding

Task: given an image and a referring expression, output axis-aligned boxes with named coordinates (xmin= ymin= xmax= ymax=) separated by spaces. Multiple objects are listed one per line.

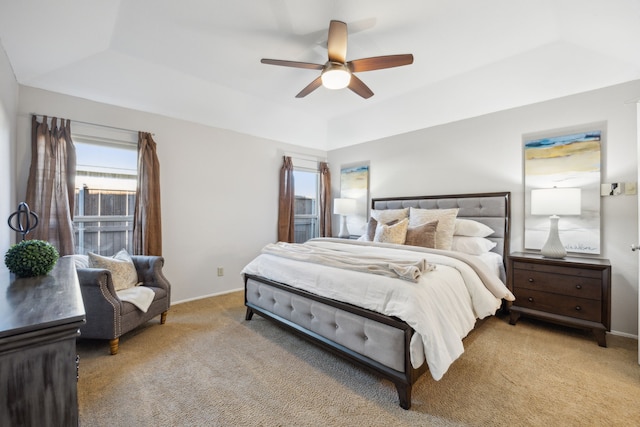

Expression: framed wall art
xmin=523 ymin=123 xmax=604 ymax=255
xmin=340 ymin=163 xmax=369 ymax=236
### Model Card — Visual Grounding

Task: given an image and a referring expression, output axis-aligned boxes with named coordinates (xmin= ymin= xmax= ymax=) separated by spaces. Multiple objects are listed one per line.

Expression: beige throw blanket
xmin=306 ymin=238 xmax=515 ymax=301
xmin=117 ymin=286 xmax=155 ymax=312
xmin=262 ymin=242 xmax=434 ymax=282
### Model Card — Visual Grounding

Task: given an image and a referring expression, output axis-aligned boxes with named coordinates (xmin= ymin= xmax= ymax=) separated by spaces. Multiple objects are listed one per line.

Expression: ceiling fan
xmin=261 ymin=20 xmax=414 ymax=99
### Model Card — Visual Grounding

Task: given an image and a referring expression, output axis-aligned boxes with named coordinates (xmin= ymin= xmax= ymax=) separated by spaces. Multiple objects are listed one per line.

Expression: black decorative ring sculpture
xmin=8 ymin=202 xmax=39 ymax=241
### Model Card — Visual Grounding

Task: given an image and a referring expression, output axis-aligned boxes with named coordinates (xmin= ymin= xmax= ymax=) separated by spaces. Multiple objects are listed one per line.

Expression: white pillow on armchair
xmin=87 ymin=249 xmax=141 ymax=291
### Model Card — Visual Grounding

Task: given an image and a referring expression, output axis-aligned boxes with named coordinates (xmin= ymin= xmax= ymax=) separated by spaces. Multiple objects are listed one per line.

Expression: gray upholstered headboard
xmin=371 ymin=192 xmax=511 ymax=261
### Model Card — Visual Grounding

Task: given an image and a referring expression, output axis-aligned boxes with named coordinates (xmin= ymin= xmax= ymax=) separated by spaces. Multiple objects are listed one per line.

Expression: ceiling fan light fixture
xmin=261 ymin=20 xmax=413 ymax=98
xmin=321 ymin=62 xmax=351 ymax=90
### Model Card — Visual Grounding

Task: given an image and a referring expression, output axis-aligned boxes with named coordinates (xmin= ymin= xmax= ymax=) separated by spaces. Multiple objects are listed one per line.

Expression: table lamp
xmin=333 ymin=198 xmax=357 ymax=238
xmin=531 ymin=188 xmax=581 ymax=258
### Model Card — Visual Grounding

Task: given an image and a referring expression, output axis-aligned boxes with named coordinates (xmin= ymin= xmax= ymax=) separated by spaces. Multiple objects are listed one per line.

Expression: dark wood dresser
xmin=0 ymin=256 xmax=85 ymax=426
xmin=507 ymin=252 xmax=611 ymax=347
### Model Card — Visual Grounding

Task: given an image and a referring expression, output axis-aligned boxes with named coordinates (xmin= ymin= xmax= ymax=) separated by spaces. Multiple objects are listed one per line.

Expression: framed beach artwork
xmin=340 ymin=164 xmax=369 ymax=236
xmin=523 ymin=124 xmax=604 ymax=255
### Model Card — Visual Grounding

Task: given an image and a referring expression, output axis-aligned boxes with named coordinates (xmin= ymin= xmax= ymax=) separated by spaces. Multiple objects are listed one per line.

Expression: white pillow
xmin=374 ymin=218 xmax=409 ymax=244
xmin=451 ymin=236 xmax=497 ymax=255
xmin=71 ymin=254 xmax=90 ymax=269
xmin=371 ymin=208 xmax=409 ymax=224
xmin=409 ymin=207 xmax=459 ymax=250
xmin=88 ymin=249 xmax=140 ymax=291
xmin=454 ymin=219 xmax=494 ymax=237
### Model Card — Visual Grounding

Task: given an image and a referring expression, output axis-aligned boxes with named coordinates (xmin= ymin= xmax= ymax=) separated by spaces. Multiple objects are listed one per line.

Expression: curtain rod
xmin=30 ymin=113 xmax=154 ymax=136
xmin=284 ymin=151 xmax=327 ymax=162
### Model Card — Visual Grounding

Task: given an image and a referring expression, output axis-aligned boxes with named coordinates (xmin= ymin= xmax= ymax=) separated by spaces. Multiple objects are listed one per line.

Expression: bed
xmin=243 ymin=192 xmax=512 ymax=409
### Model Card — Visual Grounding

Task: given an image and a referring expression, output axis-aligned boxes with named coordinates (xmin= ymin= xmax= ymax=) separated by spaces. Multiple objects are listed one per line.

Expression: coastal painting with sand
xmin=524 ymin=129 xmax=601 ymax=254
xmin=340 ymin=164 xmax=369 ymax=236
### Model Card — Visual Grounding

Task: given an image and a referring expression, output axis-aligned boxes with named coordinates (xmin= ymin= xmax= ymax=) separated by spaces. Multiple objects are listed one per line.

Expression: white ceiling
xmin=1 ymin=0 xmax=639 ymax=151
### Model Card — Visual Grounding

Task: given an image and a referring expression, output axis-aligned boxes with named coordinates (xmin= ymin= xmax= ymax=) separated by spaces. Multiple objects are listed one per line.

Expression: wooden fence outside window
xmin=73 ymin=188 xmax=135 ymax=256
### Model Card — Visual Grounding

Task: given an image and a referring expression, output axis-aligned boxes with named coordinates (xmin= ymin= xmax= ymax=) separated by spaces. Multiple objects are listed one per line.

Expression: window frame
xmin=71 ymin=125 xmax=138 ymax=255
xmin=293 ymin=167 xmax=321 ymax=243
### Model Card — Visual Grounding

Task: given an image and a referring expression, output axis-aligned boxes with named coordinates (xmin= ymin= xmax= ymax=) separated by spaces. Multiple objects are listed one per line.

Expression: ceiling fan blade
xmin=261 ymin=58 xmax=323 ymax=70
xmin=327 ymin=20 xmax=348 ymax=63
xmin=348 ymin=74 xmax=374 ymax=99
xmin=348 ymin=54 xmax=414 ymax=73
xmin=295 ymin=76 xmax=323 ymax=98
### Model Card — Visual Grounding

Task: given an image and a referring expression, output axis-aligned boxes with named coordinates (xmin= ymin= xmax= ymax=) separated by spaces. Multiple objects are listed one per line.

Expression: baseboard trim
xmin=609 ymin=329 xmax=639 ymax=340
xmin=172 ymin=287 xmax=243 ymax=305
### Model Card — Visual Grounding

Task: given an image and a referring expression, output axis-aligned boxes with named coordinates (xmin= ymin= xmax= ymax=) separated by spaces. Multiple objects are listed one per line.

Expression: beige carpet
xmin=77 ymin=291 xmax=640 ymax=426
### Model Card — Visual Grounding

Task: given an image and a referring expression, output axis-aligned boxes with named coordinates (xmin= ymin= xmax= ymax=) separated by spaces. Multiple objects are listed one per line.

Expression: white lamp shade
xmin=333 ymin=198 xmax=357 ymax=215
xmin=531 ymin=188 xmax=581 ymax=216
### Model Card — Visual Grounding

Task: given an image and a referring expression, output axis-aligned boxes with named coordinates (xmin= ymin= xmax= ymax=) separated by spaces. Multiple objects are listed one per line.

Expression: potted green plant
xmin=4 ymin=239 xmax=59 ymax=277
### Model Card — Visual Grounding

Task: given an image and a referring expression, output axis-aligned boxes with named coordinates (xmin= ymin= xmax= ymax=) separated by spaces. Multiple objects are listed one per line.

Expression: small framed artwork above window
xmin=523 ymin=122 xmax=604 ymax=255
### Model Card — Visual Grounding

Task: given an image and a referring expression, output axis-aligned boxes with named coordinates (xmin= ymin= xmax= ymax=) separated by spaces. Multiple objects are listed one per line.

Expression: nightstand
xmin=507 ymin=252 xmax=611 ymax=347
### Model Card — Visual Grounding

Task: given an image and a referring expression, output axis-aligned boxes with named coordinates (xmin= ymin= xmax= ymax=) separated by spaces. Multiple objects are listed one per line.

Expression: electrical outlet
xmin=217 ymin=267 xmax=224 ymax=277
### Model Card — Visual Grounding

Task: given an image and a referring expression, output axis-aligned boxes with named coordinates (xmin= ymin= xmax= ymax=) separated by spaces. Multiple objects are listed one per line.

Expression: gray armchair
xmin=75 ymin=255 xmax=171 ymax=354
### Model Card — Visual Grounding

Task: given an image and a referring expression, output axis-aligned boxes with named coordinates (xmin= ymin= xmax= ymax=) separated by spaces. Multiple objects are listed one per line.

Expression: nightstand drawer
xmin=513 ymin=288 xmax=601 ymax=322
xmin=512 ymin=261 xmax=602 ymax=279
xmin=512 ymin=269 xmax=601 ymax=300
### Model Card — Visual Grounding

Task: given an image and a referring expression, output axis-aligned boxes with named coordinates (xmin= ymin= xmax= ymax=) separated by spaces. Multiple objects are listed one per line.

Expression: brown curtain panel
xmin=277 ymin=156 xmax=295 ymax=242
xmin=319 ymin=161 xmax=332 ymax=237
xmin=25 ymin=116 xmax=76 ymax=255
xmin=133 ymin=132 xmax=162 ymax=256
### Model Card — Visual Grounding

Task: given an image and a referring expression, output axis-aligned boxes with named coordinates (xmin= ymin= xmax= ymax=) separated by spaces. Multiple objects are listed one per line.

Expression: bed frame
xmin=244 ymin=192 xmax=510 ymax=409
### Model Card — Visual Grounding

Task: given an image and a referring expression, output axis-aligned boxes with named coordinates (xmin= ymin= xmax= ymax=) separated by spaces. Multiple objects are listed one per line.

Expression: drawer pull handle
xmin=575 ymin=306 xmax=582 ymax=311
xmin=576 ymin=284 xmax=582 ymax=290
xmin=527 ymin=278 xmax=534 ymax=283
xmin=528 ymin=297 xmax=534 ymax=302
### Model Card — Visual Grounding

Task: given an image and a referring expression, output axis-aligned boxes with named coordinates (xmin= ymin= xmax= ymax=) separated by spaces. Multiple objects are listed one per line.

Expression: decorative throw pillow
xmin=454 ymin=219 xmax=494 ymax=237
xmin=371 ymin=208 xmax=409 ymax=224
xmin=88 ymin=249 xmax=140 ymax=291
xmin=409 ymin=207 xmax=459 ymax=250
xmin=364 ymin=217 xmax=399 ymax=241
xmin=374 ymin=218 xmax=409 ymax=244
xmin=451 ymin=236 xmax=497 ymax=255
xmin=405 ymin=220 xmax=439 ymax=248
xmin=364 ymin=217 xmax=379 ymax=241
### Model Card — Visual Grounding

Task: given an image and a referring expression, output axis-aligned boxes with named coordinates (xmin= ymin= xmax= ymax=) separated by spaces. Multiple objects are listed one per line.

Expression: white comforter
xmin=241 ymin=238 xmax=514 ymax=381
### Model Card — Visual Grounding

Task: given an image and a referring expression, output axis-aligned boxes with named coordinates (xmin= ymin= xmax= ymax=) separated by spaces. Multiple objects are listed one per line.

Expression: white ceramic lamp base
xmin=338 ymin=215 xmax=350 ymax=239
xmin=540 ymin=215 xmax=567 ymax=259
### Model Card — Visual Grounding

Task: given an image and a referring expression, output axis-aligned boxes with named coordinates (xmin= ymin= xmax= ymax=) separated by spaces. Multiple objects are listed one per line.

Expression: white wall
xmin=12 ymin=79 xmax=640 ymax=336
xmin=0 ymin=43 xmax=18 ymax=275
xmin=328 ymin=80 xmax=640 ymax=337
xmin=16 ymin=86 xmax=325 ymax=302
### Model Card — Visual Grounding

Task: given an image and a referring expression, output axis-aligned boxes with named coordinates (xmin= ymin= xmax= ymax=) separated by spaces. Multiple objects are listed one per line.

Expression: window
xmin=72 ymin=125 xmax=138 ymax=256
xmin=293 ymin=168 xmax=320 ymax=243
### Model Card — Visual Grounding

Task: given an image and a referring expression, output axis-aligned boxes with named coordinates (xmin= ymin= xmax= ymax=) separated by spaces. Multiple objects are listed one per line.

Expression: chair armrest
xmin=76 ymin=267 xmax=119 ymax=298
xmin=76 ymin=268 xmax=123 ymax=337
xmin=131 ymin=256 xmax=171 ymax=293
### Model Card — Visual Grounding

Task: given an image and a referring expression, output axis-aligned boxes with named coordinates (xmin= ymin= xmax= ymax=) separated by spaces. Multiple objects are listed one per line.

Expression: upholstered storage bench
xmin=244 ymin=275 xmax=427 ymax=409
